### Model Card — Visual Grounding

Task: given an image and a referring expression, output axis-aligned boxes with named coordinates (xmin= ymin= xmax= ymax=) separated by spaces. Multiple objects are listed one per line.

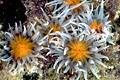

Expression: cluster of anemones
xmin=0 ymin=0 xmax=114 ymax=80
xmin=44 ymin=0 xmax=113 ymax=80
xmin=47 ymin=26 xmax=109 ymax=80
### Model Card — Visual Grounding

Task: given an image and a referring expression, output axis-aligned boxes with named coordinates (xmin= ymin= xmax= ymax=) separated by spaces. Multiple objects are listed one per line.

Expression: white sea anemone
xmin=46 ymin=0 xmax=90 ymax=19
xmin=35 ymin=7 xmax=75 ymax=42
xmin=78 ymin=0 xmax=114 ymax=45
xmin=47 ymin=25 xmax=109 ymax=80
xmin=0 ymin=22 xmax=47 ymax=73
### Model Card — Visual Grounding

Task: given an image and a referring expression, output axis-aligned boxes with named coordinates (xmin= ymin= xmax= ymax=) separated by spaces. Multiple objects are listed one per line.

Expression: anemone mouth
xmin=44 ymin=22 xmax=63 ymax=40
xmin=72 ymin=5 xmax=84 ymax=12
xmin=67 ymin=40 xmax=92 ymax=63
xmin=66 ymin=0 xmax=83 ymax=6
xmin=10 ymin=35 xmax=35 ymax=60
xmin=66 ymin=0 xmax=85 ymax=12
xmin=89 ymin=21 xmax=103 ymax=33
xmin=45 ymin=22 xmax=62 ymax=34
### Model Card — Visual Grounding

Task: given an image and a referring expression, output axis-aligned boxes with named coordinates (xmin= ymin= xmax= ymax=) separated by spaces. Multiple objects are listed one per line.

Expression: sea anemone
xmin=46 ymin=0 xmax=89 ymax=18
xmin=0 ymin=22 xmax=47 ymax=73
xmin=47 ymin=25 xmax=109 ymax=80
xmin=78 ymin=0 xmax=114 ymax=45
xmin=35 ymin=8 xmax=75 ymax=42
